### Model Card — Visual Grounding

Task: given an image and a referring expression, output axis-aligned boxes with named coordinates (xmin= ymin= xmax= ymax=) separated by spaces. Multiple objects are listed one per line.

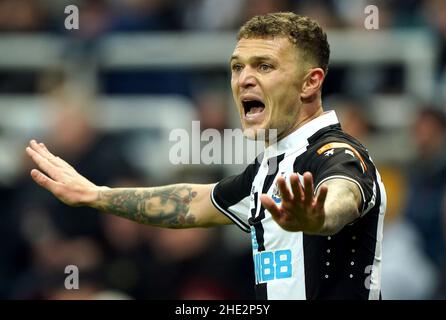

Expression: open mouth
xmin=242 ymin=100 xmax=265 ymax=116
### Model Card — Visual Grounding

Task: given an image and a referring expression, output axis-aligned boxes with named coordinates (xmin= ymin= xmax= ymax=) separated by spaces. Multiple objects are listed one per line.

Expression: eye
xmin=259 ymin=63 xmax=273 ymax=72
xmin=231 ymin=63 xmax=243 ymax=72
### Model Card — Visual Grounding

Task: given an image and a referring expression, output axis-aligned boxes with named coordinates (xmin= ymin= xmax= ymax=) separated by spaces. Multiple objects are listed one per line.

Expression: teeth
xmin=242 ymin=100 xmax=265 ymax=115
xmin=246 ymin=107 xmax=264 ymax=115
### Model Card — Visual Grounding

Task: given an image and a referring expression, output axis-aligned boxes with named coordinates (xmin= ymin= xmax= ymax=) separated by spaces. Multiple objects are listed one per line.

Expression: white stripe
xmin=255 ymin=155 xmax=307 ymax=299
xmin=210 ymin=184 xmax=250 ymax=232
xmin=368 ymin=168 xmax=386 ymax=300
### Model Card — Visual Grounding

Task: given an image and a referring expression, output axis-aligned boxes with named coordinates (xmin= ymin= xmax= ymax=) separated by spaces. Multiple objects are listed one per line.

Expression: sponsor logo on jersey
xmin=317 ymin=142 xmax=367 ymax=172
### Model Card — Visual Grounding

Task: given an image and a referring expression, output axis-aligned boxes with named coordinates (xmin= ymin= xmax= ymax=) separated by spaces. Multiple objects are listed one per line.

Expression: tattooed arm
xmin=93 ymin=184 xmax=230 ymax=228
xmin=25 ymin=140 xmax=231 ymax=228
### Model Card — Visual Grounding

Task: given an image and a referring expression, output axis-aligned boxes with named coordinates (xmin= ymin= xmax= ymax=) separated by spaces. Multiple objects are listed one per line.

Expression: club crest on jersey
xmin=271 ymin=172 xmax=285 ymax=204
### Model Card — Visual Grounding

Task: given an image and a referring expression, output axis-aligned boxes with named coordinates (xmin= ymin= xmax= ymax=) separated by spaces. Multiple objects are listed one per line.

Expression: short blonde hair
xmin=237 ymin=12 xmax=330 ymax=73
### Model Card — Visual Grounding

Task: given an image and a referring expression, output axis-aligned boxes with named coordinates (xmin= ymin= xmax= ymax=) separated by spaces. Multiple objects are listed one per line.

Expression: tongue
xmin=247 ymin=106 xmax=264 ymax=115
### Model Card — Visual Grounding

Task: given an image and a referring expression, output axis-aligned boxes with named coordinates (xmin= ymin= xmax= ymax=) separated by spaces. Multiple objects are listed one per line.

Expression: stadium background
xmin=0 ymin=0 xmax=445 ymax=299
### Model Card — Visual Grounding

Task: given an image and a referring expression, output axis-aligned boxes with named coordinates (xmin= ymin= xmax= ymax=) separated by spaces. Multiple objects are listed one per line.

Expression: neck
xmin=266 ymin=105 xmax=324 ymax=147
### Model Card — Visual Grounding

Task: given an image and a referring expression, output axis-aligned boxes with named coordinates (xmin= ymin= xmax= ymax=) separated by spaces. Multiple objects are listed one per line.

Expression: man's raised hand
xmin=260 ymin=172 xmax=328 ymax=233
xmin=25 ymin=140 xmax=100 ymax=207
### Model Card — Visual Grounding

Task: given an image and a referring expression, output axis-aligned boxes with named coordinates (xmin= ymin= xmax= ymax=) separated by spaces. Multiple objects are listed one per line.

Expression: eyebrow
xmin=230 ymin=54 xmax=276 ymax=64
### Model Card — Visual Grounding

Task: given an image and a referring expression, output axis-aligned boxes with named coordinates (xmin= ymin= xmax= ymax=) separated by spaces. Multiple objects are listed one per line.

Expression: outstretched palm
xmin=260 ymin=172 xmax=328 ymax=233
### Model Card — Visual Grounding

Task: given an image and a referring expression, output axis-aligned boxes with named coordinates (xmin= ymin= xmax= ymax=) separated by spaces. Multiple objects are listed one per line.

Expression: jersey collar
xmin=264 ymin=110 xmax=340 ymax=159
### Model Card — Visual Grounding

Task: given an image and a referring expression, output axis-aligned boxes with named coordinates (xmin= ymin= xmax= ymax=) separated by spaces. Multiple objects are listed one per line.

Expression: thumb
xmin=260 ymin=194 xmax=282 ymax=219
xmin=31 ymin=169 xmax=58 ymax=194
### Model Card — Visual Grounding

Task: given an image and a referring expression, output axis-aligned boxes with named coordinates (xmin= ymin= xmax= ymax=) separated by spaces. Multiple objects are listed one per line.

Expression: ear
xmin=300 ymin=68 xmax=325 ymax=102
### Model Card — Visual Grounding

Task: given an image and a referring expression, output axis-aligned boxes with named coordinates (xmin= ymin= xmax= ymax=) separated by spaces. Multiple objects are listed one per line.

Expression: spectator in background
xmin=333 ymin=0 xmax=396 ymax=29
xmin=182 ymin=0 xmax=291 ymax=31
xmin=109 ymin=0 xmax=181 ymax=32
xmin=9 ymin=75 xmax=138 ymax=298
xmin=195 ymin=89 xmax=230 ymax=133
xmin=99 ymin=177 xmax=156 ymax=299
xmin=0 ymin=182 xmax=27 ymax=298
xmin=381 ymin=213 xmax=439 ymax=299
xmin=141 ymin=227 xmax=251 ymax=299
xmin=0 ymin=0 xmax=50 ymax=93
xmin=403 ymin=108 xmax=446 ymax=273
xmin=69 ymin=0 xmax=110 ymax=39
xmin=422 ymin=0 xmax=446 ymax=102
xmin=238 ymin=0 xmax=290 ymax=29
xmin=292 ymin=0 xmax=343 ymax=29
xmin=100 ymin=210 xmax=152 ymax=299
xmin=100 ymin=0 xmax=192 ymax=96
xmin=29 ymin=77 xmax=137 ymax=237
xmin=0 ymin=0 xmax=49 ymax=32
xmin=181 ymin=0 xmax=246 ymax=30
xmin=379 ymin=106 xmax=442 ymax=298
xmin=334 ymin=99 xmax=375 ymax=144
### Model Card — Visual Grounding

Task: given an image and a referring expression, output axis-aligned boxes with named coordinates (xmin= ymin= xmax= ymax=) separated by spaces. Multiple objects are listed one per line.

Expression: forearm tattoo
xmin=96 ymin=185 xmax=198 ymax=228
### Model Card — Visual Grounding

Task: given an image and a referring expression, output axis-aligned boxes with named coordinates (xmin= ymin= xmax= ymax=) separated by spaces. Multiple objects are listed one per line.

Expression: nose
xmin=238 ymin=67 xmax=257 ymax=88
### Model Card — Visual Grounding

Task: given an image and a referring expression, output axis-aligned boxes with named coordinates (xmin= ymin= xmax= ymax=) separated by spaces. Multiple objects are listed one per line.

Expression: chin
xmin=242 ymin=125 xmax=269 ymax=141
xmin=243 ymin=128 xmax=258 ymax=140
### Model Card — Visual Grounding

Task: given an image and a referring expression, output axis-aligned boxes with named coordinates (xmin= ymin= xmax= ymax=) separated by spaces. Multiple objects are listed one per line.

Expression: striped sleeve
xmin=310 ymin=141 xmax=376 ymax=216
xmin=210 ymin=163 xmax=258 ymax=232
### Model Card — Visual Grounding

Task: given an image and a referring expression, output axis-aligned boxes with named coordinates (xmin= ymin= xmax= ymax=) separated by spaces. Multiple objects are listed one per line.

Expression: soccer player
xmin=26 ymin=12 xmax=386 ymax=300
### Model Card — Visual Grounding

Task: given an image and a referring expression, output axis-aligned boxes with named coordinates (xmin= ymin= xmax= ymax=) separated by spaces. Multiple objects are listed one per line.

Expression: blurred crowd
xmin=0 ymin=0 xmax=444 ymax=32
xmin=1 ymin=0 xmax=446 ymax=300
xmin=0 ymin=75 xmax=252 ymax=299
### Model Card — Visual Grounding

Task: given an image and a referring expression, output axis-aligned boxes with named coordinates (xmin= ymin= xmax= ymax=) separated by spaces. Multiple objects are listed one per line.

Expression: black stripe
xmin=249 ymin=154 xmax=285 ymax=249
xmin=255 ymin=283 xmax=268 ymax=300
xmin=250 ymin=153 xmax=285 ymax=300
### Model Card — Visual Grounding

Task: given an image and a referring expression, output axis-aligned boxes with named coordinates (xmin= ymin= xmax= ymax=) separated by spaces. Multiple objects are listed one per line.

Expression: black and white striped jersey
xmin=211 ymin=111 xmax=386 ymax=300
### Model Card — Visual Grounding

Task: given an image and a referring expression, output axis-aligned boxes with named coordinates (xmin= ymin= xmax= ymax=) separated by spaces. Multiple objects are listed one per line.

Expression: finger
xmin=26 ymin=146 xmax=61 ymax=181
xmin=315 ymin=185 xmax=328 ymax=212
xmin=29 ymin=140 xmax=60 ymax=167
xmin=260 ymin=194 xmax=282 ymax=219
xmin=29 ymin=140 xmax=48 ymax=157
xmin=39 ymin=143 xmax=72 ymax=168
xmin=30 ymin=140 xmax=54 ymax=159
xmin=277 ymin=176 xmax=293 ymax=203
xmin=39 ymin=142 xmax=55 ymax=158
xmin=303 ymin=172 xmax=314 ymax=206
xmin=33 ymin=141 xmax=67 ymax=168
xmin=30 ymin=169 xmax=60 ymax=194
xmin=290 ymin=173 xmax=304 ymax=203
